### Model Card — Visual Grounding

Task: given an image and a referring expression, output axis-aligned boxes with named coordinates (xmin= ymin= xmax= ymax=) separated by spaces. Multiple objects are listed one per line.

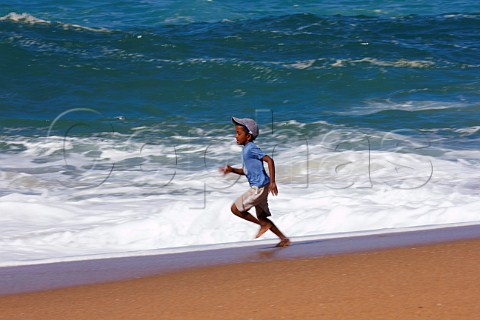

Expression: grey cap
xmin=232 ymin=117 xmax=259 ymax=138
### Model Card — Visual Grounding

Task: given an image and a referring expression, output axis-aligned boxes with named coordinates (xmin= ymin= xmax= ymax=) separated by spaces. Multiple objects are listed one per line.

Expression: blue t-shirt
xmin=242 ymin=142 xmax=270 ymax=187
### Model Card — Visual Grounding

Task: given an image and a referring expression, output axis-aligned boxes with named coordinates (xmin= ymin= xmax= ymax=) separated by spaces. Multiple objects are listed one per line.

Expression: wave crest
xmin=0 ymin=12 xmax=50 ymax=24
xmin=0 ymin=12 xmax=111 ymax=33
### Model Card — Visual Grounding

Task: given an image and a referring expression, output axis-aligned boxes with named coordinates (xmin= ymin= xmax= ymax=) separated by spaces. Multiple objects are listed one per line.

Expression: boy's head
xmin=232 ymin=117 xmax=258 ymax=145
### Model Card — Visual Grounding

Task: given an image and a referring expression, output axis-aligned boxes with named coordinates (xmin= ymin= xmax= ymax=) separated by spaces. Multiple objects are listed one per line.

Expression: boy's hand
xmin=219 ymin=164 xmax=232 ymax=175
xmin=269 ymin=181 xmax=278 ymax=196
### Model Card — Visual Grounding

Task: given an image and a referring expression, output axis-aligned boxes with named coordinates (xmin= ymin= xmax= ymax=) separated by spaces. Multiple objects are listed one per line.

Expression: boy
xmin=221 ymin=117 xmax=290 ymax=247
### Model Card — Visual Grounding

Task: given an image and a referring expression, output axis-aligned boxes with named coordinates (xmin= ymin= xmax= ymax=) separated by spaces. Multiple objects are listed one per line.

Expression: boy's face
xmin=235 ymin=125 xmax=251 ymax=145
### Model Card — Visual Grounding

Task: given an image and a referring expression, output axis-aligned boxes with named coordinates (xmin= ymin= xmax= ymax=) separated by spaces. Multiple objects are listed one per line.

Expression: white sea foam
xmin=287 ymin=60 xmax=317 ymax=69
xmin=0 ymin=12 xmax=50 ymax=25
xmin=0 ymin=12 xmax=111 ymax=33
xmin=0 ymin=125 xmax=479 ymax=267
xmin=454 ymin=126 xmax=480 ymax=135
xmin=338 ymin=100 xmax=467 ymax=116
xmin=331 ymin=57 xmax=435 ymax=69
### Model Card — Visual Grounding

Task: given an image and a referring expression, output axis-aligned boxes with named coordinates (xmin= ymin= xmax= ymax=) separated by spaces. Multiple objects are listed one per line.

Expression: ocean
xmin=1 ymin=0 xmax=479 ymax=266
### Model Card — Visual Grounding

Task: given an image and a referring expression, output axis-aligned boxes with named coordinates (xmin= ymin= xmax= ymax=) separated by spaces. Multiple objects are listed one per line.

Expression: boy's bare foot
xmin=255 ymin=222 xmax=272 ymax=238
xmin=275 ymin=238 xmax=291 ymax=247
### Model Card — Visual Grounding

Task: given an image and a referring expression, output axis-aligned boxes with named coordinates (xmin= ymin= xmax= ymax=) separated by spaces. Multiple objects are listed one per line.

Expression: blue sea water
xmin=0 ymin=1 xmax=479 ymax=266
xmin=2 ymin=1 xmax=480 ymax=133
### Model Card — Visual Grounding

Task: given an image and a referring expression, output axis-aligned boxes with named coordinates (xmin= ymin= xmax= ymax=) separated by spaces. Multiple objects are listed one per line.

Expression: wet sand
xmin=1 ymin=224 xmax=480 ymax=296
xmin=0 ymin=227 xmax=479 ymax=319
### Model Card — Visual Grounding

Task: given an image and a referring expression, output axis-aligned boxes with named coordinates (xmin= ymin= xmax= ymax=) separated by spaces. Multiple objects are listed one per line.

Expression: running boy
xmin=221 ymin=117 xmax=290 ymax=247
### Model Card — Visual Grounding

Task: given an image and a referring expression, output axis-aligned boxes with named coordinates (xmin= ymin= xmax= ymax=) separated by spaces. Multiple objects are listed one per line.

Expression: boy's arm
xmin=221 ymin=164 xmax=244 ymax=176
xmin=262 ymin=155 xmax=278 ymax=196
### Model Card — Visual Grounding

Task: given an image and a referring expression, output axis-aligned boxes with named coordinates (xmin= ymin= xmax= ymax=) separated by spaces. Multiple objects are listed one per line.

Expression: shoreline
xmin=1 ymin=223 xmax=479 ymax=296
xmin=1 ymin=237 xmax=479 ymax=319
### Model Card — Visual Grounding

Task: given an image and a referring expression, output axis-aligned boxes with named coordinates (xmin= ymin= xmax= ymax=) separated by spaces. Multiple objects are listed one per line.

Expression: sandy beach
xmin=1 ymin=236 xmax=479 ymax=320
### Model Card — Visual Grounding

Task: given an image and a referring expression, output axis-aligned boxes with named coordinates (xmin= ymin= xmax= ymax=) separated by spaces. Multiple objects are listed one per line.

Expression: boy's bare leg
xmin=255 ymin=219 xmax=273 ymax=238
xmin=231 ymin=204 xmax=274 ymax=238
xmin=231 ymin=204 xmax=261 ymax=225
xmin=256 ymin=209 xmax=290 ymax=246
xmin=258 ymin=217 xmax=289 ymax=246
xmin=266 ymin=219 xmax=287 ymax=240
xmin=231 ymin=205 xmax=290 ymax=247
